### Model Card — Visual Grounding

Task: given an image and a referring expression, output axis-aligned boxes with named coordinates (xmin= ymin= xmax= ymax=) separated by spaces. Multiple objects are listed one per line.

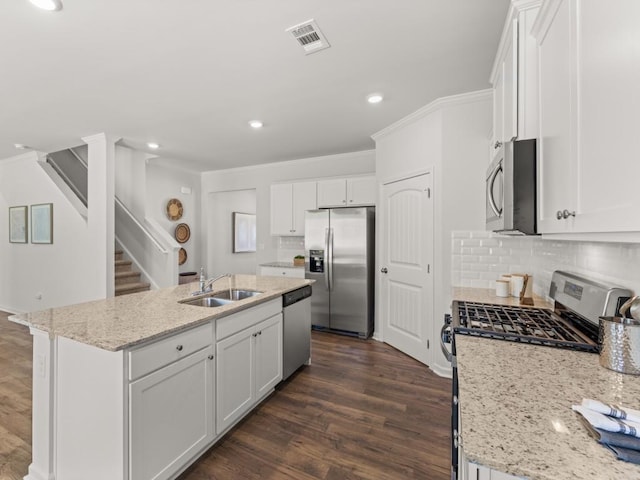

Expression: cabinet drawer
xmin=217 ymin=298 xmax=281 ymax=342
xmin=129 ymin=323 xmax=213 ymax=381
xmin=259 ymin=266 xmax=305 ymax=279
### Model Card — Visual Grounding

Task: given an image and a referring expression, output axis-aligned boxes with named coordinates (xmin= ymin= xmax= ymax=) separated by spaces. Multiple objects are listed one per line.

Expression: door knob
xmin=381 ymin=267 xmax=388 ymax=274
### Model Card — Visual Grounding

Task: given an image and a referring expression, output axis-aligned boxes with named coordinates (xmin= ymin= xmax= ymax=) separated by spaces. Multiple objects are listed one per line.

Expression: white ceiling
xmin=1 ymin=0 xmax=509 ymax=172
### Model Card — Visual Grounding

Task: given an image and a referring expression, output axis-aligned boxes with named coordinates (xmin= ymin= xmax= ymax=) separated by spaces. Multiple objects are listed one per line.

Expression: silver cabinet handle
xmin=381 ymin=267 xmax=388 ymax=274
xmin=494 ymin=141 xmax=503 ymax=149
xmin=556 ymin=210 xmax=563 ymax=220
xmin=176 ymin=345 xmax=183 ymax=351
xmin=208 ymin=354 xmax=214 ymax=360
xmin=562 ymin=209 xmax=576 ymax=219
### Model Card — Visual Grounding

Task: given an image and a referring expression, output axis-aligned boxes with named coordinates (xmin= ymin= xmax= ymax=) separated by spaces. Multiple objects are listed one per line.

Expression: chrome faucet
xmin=193 ymin=273 xmax=231 ymax=296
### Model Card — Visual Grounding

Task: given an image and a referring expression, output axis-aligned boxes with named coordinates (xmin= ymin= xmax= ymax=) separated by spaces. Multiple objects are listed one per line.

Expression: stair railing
xmin=46 ymin=153 xmax=88 ymax=206
xmin=115 ymin=198 xmax=180 ymax=289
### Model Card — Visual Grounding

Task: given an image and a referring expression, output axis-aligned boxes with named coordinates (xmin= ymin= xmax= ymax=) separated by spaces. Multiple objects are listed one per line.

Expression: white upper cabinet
xmin=270 ymin=181 xmax=317 ymax=236
xmin=317 ymin=175 xmax=376 ymax=208
xmin=491 ymin=2 xmax=540 ymax=152
xmin=534 ymin=0 xmax=640 ymax=236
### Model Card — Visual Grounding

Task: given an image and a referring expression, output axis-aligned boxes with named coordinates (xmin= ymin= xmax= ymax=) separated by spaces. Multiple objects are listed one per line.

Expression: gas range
xmin=443 ymin=271 xmax=632 ymax=480
xmin=444 ymin=271 xmax=631 ymax=357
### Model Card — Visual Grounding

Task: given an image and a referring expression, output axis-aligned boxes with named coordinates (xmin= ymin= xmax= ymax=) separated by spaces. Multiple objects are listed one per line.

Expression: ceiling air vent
xmin=286 ymin=19 xmax=331 ymax=55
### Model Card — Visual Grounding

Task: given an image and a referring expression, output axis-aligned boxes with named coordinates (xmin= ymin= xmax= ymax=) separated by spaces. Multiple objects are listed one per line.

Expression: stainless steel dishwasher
xmin=282 ymin=285 xmax=312 ymax=380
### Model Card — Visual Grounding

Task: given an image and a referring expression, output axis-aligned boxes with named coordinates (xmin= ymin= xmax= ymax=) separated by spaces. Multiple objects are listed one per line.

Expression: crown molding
xmin=371 ymin=89 xmax=492 ymax=141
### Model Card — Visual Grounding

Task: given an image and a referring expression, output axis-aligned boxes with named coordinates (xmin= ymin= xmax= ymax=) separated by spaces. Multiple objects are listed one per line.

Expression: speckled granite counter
xmin=452 ymin=287 xmax=552 ymax=309
xmin=9 ymin=274 xmax=312 ymax=351
xmin=456 ymin=336 xmax=640 ymax=479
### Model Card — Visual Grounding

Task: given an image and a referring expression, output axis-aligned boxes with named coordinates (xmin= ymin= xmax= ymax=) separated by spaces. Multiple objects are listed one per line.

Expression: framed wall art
xmin=9 ymin=206 xmax=28 ymax=243
xmin=31 ymin=203 xmax=53 ymax=244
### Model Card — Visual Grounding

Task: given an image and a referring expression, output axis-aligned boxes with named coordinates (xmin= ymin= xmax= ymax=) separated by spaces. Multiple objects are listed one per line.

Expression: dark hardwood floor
xmin=0 ymin=312 xmax=451 ymax=480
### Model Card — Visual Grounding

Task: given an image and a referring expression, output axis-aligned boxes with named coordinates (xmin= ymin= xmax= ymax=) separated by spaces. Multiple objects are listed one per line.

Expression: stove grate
xmin=454 ymin=301 xmax=598 ymax=353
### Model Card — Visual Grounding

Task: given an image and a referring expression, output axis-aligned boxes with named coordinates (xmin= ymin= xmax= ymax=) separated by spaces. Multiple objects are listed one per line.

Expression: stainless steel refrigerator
xmin=304 ymin=207 xmax=375 ymax=338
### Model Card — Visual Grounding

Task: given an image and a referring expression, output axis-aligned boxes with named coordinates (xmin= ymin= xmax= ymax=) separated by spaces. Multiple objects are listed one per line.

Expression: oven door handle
xmin=440 ymin=322 xmax=453 ymax=364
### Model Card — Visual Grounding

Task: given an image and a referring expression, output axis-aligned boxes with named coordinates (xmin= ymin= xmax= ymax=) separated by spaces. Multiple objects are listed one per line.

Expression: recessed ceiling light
xmin=14 ymin=143 xmax=30 ymax=150
xmin=29 ymin=0 xmax=63 ymax=11
xmin=367 ymin=93 xmax=384 ymax=104
xmin=147 ymin=142 xmax=160 ymax=149
xmin=249 ymin=120 xmax=263 ymax=129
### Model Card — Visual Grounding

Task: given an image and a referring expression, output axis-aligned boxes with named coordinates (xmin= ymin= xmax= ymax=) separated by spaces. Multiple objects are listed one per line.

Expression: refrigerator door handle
xmin=324 ymin=228 xmax=331 ymax=290
xmin=328 ymin=227 xmax=334 ymax=291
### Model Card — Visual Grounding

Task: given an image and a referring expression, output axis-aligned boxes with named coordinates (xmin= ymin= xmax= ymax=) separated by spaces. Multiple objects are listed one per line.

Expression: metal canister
xmin=599 ymin=316 xmax=640 ymax=375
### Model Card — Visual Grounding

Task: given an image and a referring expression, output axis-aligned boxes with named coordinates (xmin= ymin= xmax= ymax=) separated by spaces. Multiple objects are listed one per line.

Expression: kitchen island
xmin=453 ymin=289 xmax=640 ymax=480
xmin=9 ymin=275 xmax=312 ymax=480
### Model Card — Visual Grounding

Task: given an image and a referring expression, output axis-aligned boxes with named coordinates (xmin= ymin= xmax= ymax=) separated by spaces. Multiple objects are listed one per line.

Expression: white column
xmin=82 ymin=133 xmax=120 ymax=298
xmin=24 ymin=328 xmax=56 ymax=480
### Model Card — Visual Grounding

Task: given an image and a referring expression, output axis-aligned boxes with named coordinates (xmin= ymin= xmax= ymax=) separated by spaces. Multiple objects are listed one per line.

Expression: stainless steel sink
xmin=213 ymin=289 xmax=263 ymax=301
xmin=182 ymin=297 xmax=234 ymax=308
xmin=181 ymin=289 xmax=262 ymax=307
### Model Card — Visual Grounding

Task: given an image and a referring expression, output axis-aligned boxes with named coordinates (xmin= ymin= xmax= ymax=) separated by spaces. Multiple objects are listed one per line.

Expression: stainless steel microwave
xmin=485 ymin=139 xmax=537 ymax=235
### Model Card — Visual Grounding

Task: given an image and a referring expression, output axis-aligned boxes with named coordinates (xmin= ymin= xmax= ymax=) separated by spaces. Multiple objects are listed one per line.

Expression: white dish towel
xmin=573 ymin=403 xmax=640 ymax=437
xmin=580 ymin=399 xmax=640 ymax=424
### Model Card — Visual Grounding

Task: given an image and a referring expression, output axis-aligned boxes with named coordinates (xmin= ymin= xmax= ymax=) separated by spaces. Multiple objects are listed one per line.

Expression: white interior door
xmin=380 ymin=173 xmax=433 ymax=364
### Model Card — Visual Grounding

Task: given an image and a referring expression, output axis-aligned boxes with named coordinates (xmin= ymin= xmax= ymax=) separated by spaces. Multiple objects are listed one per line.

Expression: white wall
xmin=374 ymin=90 xmax=492 ymax=376
xmin=200 ymin=150 xmax=375 ymax=275
xmin=452 ymin=231 xmax=640 ymax=298
xmin=208 ymin=189 xmax=257 ymax=276
xmin=114 ymin=146 xmax=147 ymax=219
xmin=0 ymin=152 xmax=102 ymax=313
xmin=146 ymin=159 xmax=201 ymax=273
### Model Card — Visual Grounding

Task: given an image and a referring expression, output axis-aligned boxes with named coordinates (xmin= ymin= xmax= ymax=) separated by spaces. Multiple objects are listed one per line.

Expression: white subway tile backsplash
xmin=451 ymin=231 xmax=640 ymax=297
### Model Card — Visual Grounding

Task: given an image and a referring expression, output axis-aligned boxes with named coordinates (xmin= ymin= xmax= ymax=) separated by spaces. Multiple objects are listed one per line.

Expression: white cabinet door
xmin=318 ymin=176 xmax=376 ymax=208
xmin=129 ymin=347 xmax=215 ymax=480
xmin=536 ymin=0 xmax=576 ymax=233
xmin=573 ymin=0 xmax=640 ymax=233
xmin=502 ymin=19 xmax=518 ymax=142
xmin=270 ymin=183 xmax=294 ymax=236
xmin=216 ymin=311 xmax=283 ymax=435
xmin=216 ymin=327 xmax=254 ymax=435
xmin=346 ymin=176 xmax=376 ymax=206
xmin=492 ymin=64 xmax=504 ymax=150
xmin=292 ymin=181 xmax=317 ymax=235
xmin=536 ymin=0 xmax=640 ymax=235
xmin=254 ymin=314 xmax=283 ymax=399
xmin=317 ymin=178 xmax=347 ymax=207
xmin=271 ymin=181 xmax=317 ymax=235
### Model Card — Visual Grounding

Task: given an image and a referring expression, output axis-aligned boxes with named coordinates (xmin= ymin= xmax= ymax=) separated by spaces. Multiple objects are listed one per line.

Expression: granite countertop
xmin=9 ymin=275 xmax=312 ymax=352
xmin=259 ymin=261 xmax=304 ymax=269
xmin=452 ymin=287 xmax=553 ymax=309
xmin=456 ymin=333 xmax=640 ymax=479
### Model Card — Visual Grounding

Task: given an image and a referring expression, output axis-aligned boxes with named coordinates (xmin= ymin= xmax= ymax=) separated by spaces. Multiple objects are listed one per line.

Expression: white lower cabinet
xmin=259 ymin=265 xmax=305 ymax=279
xmin=216 ymin=308 xmax=283 ymax=435
xmin=129 ymin=346 xmax=215 ymax=480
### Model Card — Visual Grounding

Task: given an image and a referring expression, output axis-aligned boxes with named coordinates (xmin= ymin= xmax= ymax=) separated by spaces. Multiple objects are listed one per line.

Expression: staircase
xmin=115 ymin=250 xmax=151 ymax=296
